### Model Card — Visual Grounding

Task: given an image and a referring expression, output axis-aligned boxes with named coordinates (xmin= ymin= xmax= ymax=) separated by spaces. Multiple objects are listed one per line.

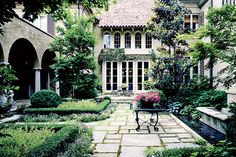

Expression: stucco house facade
xmin=94 ymin=0 xmax=236 ymax=102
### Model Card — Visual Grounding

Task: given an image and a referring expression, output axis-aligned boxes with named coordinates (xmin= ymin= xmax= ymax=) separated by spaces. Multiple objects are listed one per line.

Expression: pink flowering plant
xmin=133 ymin=91 xmax=161 ymax=109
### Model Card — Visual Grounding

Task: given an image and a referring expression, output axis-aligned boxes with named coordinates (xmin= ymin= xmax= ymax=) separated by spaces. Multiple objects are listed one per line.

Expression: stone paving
xmin=85 ymin=103 xmax=202 ymax=157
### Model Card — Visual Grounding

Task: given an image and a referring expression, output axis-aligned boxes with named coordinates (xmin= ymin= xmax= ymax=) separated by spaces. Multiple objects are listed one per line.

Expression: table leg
xmin=154 ymin=112 xmax=159 ymax=131
xmin=135 ymin=111 xmax=140 ymax=131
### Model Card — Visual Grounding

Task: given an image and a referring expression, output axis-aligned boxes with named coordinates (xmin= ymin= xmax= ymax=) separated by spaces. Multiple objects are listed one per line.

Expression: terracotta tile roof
xmin=98 ymin=0 xmax=155 ymax=28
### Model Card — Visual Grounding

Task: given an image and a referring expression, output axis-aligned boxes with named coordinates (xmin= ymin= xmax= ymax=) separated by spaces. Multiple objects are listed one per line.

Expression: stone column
xmin=55 ymin=75 xmax=60 ymax=96
xmin=34 ymin=68 xmax=41 ymax=92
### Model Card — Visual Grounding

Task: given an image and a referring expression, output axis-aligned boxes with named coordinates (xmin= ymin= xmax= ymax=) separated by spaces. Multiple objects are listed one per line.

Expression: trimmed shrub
xmin=103 ymin=96 xmax=111 ymax=103
xmin=24 ymin=99 xmax=110 ymax=115
xmin=26 ymin=125 xmax=92 ymax=157
xmin=194 ymin=90 xmax=227 ymax=110
xmin=30 ymin=90 xmax=61 ymax=108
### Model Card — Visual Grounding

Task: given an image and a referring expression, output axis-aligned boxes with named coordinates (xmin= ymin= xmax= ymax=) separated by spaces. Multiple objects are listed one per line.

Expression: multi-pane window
xmin=145 ymin=33 xmax=152 ymax=48
xmin=114 ymin=32 xmax=121 ymax=48
xmin=184 ymin=14 xmax=199 ymax=30
xmin=106 ymin=62 xmax=111 ymax=90
xmin=135 ymin=32 xmax=142 ymax=49
xmin=125 ymin=32 xmax=131 ymax=48
xmin=128 ymin=62 xmax=133 ymax=90
xmin=103 ymin=32 xmax=110 ymax=48
xmin=137 ymin=62 xmax=149 ymax=90
xmin=222 ymin=0 xmax=236 ymax=5
xmin=106 ymin=62 xmax=118 ymax=91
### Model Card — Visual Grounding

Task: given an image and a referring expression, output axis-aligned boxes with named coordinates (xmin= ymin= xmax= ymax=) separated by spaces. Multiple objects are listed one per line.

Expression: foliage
xmin=50 ymin=11 xmax=97 ymax=98
xmin=26 ymin=125 xmax=92 ymax=157
xmin=194 ymin=90 xmax=227 ymax=110
xmin=0 ymin=0 xmax=109 ymax=35
xmin=24 ymin=99 xmax=111 ymax=114
xmin=146 ymin=141 xmax=236 ymax=157
xmin=181 ymin=75 xmax=211 ymax=91
xmin=30 ymin=89 xmax=61 ymax=108
xmin=0 ymin=127 xmax=54 ymax=157
xmin=148 ymin=56 xmax=192 ymax=98
xmin=98 ymin=48 xmax=152 ymax=65
xmin=194 ymin=138 xmax=207 ymax=146
xmin=147 ymin=0 xmax=192 ymax=98
xmin=58 ymin=128 xmax=92 ymax=157
xmin=103 ymin=96 xmax=111 ymax=103
xmin=167 ymin=101 xmax=182 ymax=114
xmin=188 ymin=5 xmax=236 ymax=88
xmin=148 ymin=0 xmax=190 ymax=55
xmin=227 ymin=103 xmax=236 ymax=145
xmin=133 ymin=91 xmax=161 ymax=108
xmin=98 ymin=48 xmax=126 ymax=65
xmin=0 ymin=65 xmax=18 ymax=95
xmin=21 ymin=102 xmax=117 ymax=123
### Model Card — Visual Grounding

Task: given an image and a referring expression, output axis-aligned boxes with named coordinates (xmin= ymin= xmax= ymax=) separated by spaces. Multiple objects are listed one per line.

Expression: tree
xmin=147 ymin=0 xmax=191 ymax=97
xmin=189 ymin=4 xmax=236 ymax=88
xmin=148 ymin=0 xmax=190 ymax=56
xmin=49 ymin=11 xmax=97 ymax=98
xmin=0 ymin=0 xmax=109 ymax=34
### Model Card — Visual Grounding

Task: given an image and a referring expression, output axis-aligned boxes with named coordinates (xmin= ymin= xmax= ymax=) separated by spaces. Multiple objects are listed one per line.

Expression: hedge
xmin=24 ymin=99 xmax=110 ymax=115
xmin=0 ymin=124 xmax=92 ymax=157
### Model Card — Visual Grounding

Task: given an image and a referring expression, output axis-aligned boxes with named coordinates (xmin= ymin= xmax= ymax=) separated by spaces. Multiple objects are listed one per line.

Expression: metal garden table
xmin=133 ymin=105 xmax=159 ymax=132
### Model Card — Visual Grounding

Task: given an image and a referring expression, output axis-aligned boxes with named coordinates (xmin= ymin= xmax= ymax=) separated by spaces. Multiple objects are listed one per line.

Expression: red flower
xmin=133 ymin=91 xmax=161 ymax=108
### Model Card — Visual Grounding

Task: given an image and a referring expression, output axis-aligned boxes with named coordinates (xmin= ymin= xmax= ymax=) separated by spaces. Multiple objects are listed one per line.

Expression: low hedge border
xmin=19 ymin=102 xmax=117 ymax=123
xmin=27 ymin=125 xmax=92 ymax=157
xmin=24 ymin=99 xmax=110 ymax=115
xmin=0 ymin=123 xmax=92 ymax=157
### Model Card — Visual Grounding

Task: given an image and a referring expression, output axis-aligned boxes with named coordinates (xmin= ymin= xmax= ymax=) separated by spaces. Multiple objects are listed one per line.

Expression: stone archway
xmin=8 ymin=38 xmax=39 ymax=99
xmin=41 ymin=50 xmax=56 ymax=90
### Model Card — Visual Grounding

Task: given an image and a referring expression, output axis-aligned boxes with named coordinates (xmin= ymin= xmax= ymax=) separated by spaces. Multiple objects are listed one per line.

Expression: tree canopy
xmin=0 ymin=0 xmax=109 ymax=34
xmin=146 ymin=0 xmax=192 ymax=97
xmin=148 ymin=0 xmax=190 ymax=56
xmin=189 ymin=4 xmax=236 ymax=88
xmin=49 ymin=10 xmax=97 ymax=98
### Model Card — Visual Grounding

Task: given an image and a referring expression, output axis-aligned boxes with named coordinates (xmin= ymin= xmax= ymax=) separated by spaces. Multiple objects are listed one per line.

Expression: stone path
xmin=85 ymin=103 xmax=202 ymax=157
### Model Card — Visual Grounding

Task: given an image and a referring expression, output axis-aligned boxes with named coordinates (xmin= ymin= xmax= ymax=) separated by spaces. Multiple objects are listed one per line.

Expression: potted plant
xmin=121 ymin=83 xmax=128 ymax=94
xmin=133 ymin=91 xmax=161 ymax=109
xmin=121 ymin=83 xmax=128 ymax=90
xmin=0 ymin=64 xmax=18 ymax=112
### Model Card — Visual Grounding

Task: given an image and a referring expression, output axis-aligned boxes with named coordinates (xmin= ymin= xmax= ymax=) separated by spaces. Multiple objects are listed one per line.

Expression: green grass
xmin=58 ymin=100 xmax=97 ymax=109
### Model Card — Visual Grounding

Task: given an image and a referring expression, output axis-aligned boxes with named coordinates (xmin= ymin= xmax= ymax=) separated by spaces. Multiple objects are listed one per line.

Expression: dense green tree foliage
xmin=49 ymin=11 xmax=97 ymax=98
xmin=147 ymin=0 xmax=191 ymax=97
xmin=190 ymin=5 xmax=236 ymax=88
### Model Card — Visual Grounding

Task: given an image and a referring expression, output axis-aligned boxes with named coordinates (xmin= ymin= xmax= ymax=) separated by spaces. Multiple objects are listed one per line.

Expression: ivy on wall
xmin=98 ymin=48 xmax=152 ymax=65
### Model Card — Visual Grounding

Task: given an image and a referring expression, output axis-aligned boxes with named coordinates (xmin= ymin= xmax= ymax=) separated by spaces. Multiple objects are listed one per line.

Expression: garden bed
xmin=0 ymin=123 xmax=92 ymax=157
xmin=24 ymin=99 xmax=111 ymax=115
xmin=20 ymin=100 xmax=116 ymax=123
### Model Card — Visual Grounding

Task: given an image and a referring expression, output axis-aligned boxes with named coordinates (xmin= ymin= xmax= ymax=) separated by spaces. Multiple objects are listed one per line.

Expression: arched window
xmin=135 ymin=32 xmax=142 ymax=49
xmin=146 ymin=33 xmax=152 ymax=48
xmin=124 ymin=32 xmax=131 ymax=48
xmin=114 ymin=32 xmax=121 ymax=48
xmin=103 ymin=32 xmax=110 ymax=48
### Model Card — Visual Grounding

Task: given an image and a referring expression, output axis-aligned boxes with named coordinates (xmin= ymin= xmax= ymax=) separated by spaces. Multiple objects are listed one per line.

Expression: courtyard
xmin=88 ymin=103 xmax=201 ymax=157
xmin=0 ymin=0 xmax=236 ymax=157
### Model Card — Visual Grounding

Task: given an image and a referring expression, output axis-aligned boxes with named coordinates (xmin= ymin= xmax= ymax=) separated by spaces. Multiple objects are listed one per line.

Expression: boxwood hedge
xmin=0 ymin=124 xmax=92 ymax=157
xmin=24 ymin=99 xmax=110 ymax=115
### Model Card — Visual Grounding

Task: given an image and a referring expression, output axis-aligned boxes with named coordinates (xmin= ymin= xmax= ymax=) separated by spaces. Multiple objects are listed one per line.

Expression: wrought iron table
xmin=133 ymin=106 xmax=159 ymax=132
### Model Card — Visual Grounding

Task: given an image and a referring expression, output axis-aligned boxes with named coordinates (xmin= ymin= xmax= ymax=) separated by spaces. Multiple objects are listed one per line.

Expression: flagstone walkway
xmin=85 ymin=103 xmax=203 ymax=157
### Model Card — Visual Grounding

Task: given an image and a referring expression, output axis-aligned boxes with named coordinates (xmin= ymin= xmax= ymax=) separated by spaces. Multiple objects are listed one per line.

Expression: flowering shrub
xmin=133 ymin=91 xmax=161 ymax=108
